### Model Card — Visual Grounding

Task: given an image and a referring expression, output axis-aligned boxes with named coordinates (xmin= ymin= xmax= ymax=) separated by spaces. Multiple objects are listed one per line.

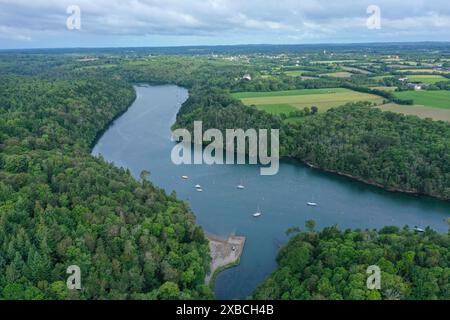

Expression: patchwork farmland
xmin=233 ymin=88 xmax=384 ymax=114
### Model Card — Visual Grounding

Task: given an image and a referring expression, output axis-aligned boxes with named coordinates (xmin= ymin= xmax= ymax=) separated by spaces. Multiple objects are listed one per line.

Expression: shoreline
xmin=89 ymin=85 xmax=137 ymax=151
xmin=292 ymin=158 xmax=449 ymax=202
xmin=205 ymin=234 xmax=246 ymax=288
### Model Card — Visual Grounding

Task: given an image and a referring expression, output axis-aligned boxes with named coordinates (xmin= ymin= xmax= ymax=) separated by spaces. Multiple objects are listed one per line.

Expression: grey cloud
xmin=0 ymin=0 xmax=449 ymax=47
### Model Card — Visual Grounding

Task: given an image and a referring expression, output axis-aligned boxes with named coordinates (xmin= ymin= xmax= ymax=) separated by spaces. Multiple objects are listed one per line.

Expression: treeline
xmin=343 ymin=84 xmax=414 ymax=105
xmin=252 ymin=224 xmax=450 ymax=300
xmin=0 ymin=76 xmax=212 ymax=300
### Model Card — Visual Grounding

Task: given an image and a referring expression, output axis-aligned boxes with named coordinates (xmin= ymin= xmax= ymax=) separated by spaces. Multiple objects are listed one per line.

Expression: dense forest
xmin=252 ymin=223 xmax=450 ymax=300
xmin=284 ymin=104 xmax=450 ymax=199
xmin=0 ymin=76 xmax=212 ymax=299
xmin=0 ymin=50 xmax=449 ymax=300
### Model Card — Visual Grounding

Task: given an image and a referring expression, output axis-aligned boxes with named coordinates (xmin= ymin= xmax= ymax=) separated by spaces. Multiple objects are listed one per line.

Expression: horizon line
xmin=2 ymin=40 xmax=450 ymax=52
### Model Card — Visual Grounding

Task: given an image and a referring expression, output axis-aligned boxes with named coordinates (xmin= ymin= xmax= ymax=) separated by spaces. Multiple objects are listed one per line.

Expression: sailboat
xmin=307 ymin=195 xmax=318 ymax=206
xmin=253 ymin=206 xmax=262 ymax=218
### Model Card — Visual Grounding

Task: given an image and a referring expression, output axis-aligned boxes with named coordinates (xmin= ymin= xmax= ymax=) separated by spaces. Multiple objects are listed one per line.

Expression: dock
xmin=205 ymin=233 xmax=246 ymax=285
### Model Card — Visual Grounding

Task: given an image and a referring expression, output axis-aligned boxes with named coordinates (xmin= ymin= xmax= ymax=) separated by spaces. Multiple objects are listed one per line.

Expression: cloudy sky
xmin=0 ymin=0 xmax=449 ymax=49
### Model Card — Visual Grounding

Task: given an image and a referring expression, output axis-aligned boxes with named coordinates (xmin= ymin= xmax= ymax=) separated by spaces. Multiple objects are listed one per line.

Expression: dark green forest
xmin=252 ymin=224 xmax=450 ymax=300
xmin=0 ymin=76 xmax=212 ymax=299
xmin=284 ymin=104 xmax=450 ymax=199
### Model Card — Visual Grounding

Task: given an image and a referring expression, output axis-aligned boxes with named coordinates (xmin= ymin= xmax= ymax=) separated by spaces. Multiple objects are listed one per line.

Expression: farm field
xmin=406 ymin=75 xmax=449 ymax=84
xmin=393 ymin=90 xmax=450 ymax=109
xmin=233 ymin=88 xmax=384 ymax=114
xmin=379 ymin=103 xmax=450 ymax=122
xmin=388 ymin=64 xmax=410 ymax=69
xmin=370 ymin=86 xmax=397 ymax=92
xmin=322 ymin=71 xmax=353 ymax=78
xmin=232 ymin=88 xmax=349 ymax=99
xmin=342 ymin=66 xmax=371 ymax=74
xmin=398 ymin=69 xmax=450 ymax=74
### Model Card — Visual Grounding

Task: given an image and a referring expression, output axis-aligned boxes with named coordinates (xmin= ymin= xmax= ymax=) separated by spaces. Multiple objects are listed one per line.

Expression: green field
xmin=393 ymin=90 xmax=450 ymax=109
xmin=406 ymin=75 xmax=449 ymax=84
xmin=233 ymin=88 xmax=384 ymax=114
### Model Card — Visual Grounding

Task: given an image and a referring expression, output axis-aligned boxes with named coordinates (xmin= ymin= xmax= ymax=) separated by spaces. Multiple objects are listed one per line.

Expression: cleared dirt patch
xmin=205 ymin=234 xmax=246 ymax=285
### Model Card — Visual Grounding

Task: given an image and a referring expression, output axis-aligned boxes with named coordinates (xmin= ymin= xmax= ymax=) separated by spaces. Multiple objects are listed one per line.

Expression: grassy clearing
xmin=379 ymin=103 xmax=450 ymax=122
xmin=393 ymin=90 xmax=450 ymax=109
xmin=235 ymin=88 xmax=384 ymax=114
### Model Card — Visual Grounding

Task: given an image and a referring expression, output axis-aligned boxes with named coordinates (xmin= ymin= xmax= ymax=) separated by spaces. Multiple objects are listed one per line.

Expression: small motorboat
xmin=195 ymin=184 xmax=202 ymax=189
xmin=237 ymin=184 xmax=245 ymax=190
xmin=196 ymin=188 xmax=203 ymax=192
xmin=307 ymin=202 xmax=318 ymax=207
xmin=182 ymin=176 xmax=189 ymax=180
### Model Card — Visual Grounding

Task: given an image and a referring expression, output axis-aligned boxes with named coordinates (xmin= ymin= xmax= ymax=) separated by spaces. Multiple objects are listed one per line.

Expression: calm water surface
xmin=92 ymin=85 xmax=450 ymax=299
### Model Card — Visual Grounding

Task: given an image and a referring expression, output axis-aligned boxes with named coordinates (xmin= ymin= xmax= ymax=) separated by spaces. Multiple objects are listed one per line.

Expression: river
xmin=92 ymin=84 xmax=450 ymax=299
